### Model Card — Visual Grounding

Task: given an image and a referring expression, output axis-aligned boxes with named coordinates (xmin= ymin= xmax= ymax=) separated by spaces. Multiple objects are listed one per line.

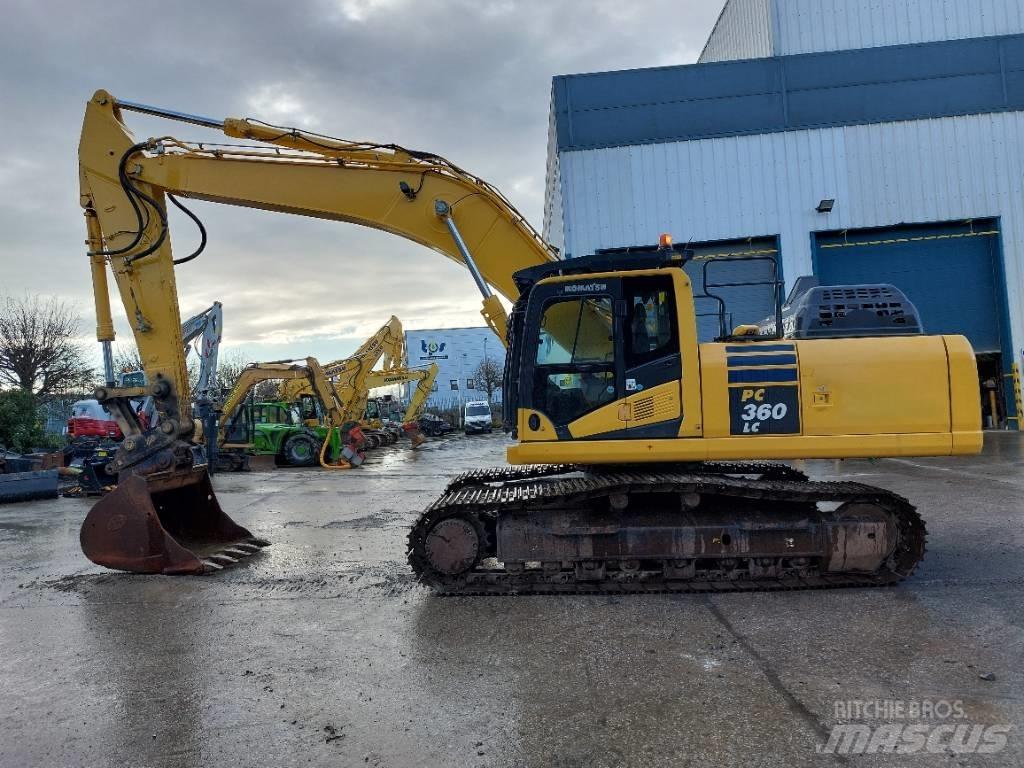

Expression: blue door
xmin=814 ymin=221 xmax=1005 ymax=354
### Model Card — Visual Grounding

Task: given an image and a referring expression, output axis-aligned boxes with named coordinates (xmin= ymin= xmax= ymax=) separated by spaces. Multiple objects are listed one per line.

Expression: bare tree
xmin=214 ymin=351 xmax=280 ymax=402
xmin=473 ymin=356 xmax=503 ymax=402
xmin=253 ymin=380 xmax=281 ymax=401
xmin=215 ymin=351 xmax=249 ymax=393
xmin=111 ymin=342 xmax=204 ymax=393
xmin=112 ymin=343 xmax=144 ymax=375
xmin=0 ymin=295 xmax=95 ymax=397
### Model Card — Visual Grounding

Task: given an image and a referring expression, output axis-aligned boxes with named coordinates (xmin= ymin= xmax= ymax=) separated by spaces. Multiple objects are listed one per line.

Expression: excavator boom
xmin=277 ymin=316 xmax=405 ymax=422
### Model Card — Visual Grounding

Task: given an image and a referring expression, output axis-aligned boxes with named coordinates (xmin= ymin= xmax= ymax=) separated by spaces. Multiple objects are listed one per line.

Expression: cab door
xmin=520 ymin=279 xmax=623 ymax=440
xmin=620 ymin=275 xmax=683 ymax=437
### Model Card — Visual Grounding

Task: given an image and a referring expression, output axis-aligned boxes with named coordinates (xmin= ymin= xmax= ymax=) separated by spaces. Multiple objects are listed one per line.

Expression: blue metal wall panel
xmin=813 ymin=222 xmax=1004 ymax=352
xmin=552 ymin=33 xmax=1024 ymax=152
xmin=699 ymin=0 xmax=774 ymax=63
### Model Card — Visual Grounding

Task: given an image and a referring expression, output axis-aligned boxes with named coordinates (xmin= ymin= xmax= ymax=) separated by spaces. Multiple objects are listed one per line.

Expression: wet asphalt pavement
xmin=0 ymin=432 xmax=1022 ymax=767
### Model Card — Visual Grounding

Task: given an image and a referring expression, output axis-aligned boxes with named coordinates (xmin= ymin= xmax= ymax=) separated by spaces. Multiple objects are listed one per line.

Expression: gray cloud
xmin=0 ymin=0 xmax=721 ymax=364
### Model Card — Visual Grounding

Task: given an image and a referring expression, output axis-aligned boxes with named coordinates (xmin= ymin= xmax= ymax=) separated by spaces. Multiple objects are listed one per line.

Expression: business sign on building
xmin=404 ymin=326 xmax=506 ymax=408
xmin=418 ymin=338 xmax=449 ymax=360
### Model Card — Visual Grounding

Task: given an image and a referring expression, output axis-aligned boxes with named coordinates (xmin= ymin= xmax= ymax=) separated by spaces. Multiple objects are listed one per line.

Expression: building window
xmin=450 ymin=379 xmax=459 ymax=391
xmin=467 ymin=378 xmax=476 ymax=389
xmin=431 ymin=382 xmax=438 ymax=392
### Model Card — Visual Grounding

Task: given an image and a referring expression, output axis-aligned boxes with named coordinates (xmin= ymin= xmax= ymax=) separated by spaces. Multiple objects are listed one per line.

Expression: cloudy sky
xmin=1 ymin=0 xmax=722 ymax=366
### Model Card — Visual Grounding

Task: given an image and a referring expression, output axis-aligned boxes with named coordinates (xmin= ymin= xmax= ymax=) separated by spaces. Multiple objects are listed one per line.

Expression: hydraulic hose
xmin=318 ymin=426 xmax=353 ymax=470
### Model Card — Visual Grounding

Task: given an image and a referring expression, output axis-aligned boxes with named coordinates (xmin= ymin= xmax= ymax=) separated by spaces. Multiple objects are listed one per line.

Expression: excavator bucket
xmin=404 ymin=423 xmax=427 ymax=449
xmin=80 ymin=470 xmax=268 ymax=575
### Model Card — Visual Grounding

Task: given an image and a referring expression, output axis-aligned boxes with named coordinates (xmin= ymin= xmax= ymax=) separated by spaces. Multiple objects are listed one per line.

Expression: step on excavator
xmin=78 ymin=91 xmax=982 ymax=587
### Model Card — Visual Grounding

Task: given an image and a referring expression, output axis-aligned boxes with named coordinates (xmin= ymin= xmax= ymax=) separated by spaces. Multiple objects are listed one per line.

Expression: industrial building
xmin=544 ymin=0 xmax=1024 ymax=427
xmin=402 ymin=326 xmax=504 ymax=409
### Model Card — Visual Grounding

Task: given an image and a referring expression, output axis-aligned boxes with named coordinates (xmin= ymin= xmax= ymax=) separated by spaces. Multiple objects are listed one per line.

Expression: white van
xmin=463 ymin=401 xmax=493 ymax=434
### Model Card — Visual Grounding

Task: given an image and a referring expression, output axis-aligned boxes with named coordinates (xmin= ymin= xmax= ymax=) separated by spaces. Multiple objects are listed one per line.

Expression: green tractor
xmin=249 ymin=395 xmax=379 ymax=465
xmin=249 ymin=400 xmax=327 ymax=467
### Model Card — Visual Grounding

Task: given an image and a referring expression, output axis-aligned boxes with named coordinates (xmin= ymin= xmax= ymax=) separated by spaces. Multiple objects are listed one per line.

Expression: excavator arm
xmin=277 ymin=316 xmax=405 ymax=411
xmin=219 ymin=358 xmax=352 ymax=442
xmin=218 ymin=361 xmax=316 ymax=447
xmin=347 ymin=363 xmax=440 ymax=426
xmin=181 ymin=301 xmax=223 ymax=407
xmin=396 ymin=364 xmax=439 ymax=424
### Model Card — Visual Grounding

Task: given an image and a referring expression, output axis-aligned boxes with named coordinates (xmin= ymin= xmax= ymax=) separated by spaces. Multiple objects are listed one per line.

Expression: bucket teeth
xmin=223 ymin=547 xmax=257 ymax=558
xmin=79 ymin=471 xmax=270 ymax=575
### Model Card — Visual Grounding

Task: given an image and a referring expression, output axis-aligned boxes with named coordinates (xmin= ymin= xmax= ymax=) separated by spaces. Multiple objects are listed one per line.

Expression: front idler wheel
xmin=422 ymin=515 xmax=483 ymax=578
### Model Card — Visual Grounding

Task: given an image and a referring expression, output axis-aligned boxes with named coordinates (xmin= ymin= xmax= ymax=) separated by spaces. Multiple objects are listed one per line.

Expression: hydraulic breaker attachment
xmin=80 ymin=467 xmax=268 ymax=575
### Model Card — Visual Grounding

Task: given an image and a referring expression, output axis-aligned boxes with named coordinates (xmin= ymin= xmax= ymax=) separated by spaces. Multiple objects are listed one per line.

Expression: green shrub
xmin=0 ymin=390 xmax=46 ymax=453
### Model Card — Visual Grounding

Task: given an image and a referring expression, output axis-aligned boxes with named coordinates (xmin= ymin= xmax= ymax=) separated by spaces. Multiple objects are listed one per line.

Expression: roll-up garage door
xmin=813 ymin=220 xmax=1005 ymax=353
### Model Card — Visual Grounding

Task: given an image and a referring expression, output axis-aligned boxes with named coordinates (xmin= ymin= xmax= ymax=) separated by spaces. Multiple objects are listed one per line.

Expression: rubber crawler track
xmin=408 ymin=463 xmax=926 ymax=595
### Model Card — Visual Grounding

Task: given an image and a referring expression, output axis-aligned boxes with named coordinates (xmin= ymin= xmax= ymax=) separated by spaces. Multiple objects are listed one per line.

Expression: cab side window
xmin=624 ymin=276 xmax=677 ymax=368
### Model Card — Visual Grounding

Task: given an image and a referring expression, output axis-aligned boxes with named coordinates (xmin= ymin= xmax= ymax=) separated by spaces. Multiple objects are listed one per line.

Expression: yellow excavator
xmin=281 ymin=361 xmax=439 ymax=448
xmin=78 ymin=91 xmax=982 ymax=589
xmin=214 ymin=358 xmax=367 ymax=471
xmin=277 ymin=316 xmax=407 ymax=449
xmin=354 ymin=364 xmax=439 ymax=448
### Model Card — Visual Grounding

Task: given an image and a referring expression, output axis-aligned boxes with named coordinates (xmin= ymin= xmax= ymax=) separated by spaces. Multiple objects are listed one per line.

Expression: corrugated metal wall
xmin=542 ymin=100 xmax=565 ymax=254
xmin=815 ymin=222 xmax=1005 ymax=353
xmin=701 ymin=0 xmax=1024 ymax=62
xmin=699 ymin=0 xmax=774 ymax=63
xmin=552 ymin=111 xmax=1024 ymax=364
xmin=774 ymin=0 xmax=1024 ymax=56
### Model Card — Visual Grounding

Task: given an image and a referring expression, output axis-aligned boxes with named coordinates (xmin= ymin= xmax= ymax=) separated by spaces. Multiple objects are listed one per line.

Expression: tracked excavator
xmin=282 ymin=362 xmax=439 ymax=449
xmin=277 ymin=316 xmax=407 ymax=450
xmin=215 ymin=357 xmax=367 ymax=472
xmin=359 ymin=363 xmax=440 ymax=449
xmin=78 ymin=91 xmax=982 ymax=589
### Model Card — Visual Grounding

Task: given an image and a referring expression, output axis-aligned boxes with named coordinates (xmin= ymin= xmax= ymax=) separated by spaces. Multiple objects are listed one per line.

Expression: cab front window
xmin=533 ymin=296 xmax=616 ymax=425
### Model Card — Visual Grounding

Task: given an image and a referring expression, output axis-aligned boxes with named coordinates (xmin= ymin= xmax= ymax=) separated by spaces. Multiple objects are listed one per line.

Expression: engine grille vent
xmin=633 ymin=397 xmax=656 ymax=421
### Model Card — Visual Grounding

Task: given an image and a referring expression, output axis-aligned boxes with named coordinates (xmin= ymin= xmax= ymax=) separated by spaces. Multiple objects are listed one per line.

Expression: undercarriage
xmin=408 ymin=463 xmax=926 ymax=595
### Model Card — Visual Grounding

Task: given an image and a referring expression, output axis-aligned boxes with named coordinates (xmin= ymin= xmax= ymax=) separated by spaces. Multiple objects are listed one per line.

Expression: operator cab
xmin=505 ymin=247 xmax=693 ymax=442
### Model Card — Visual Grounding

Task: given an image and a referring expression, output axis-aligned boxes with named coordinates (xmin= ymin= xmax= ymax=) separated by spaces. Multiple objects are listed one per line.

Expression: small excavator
xmin=214 ymin=316 xmax=407 ymax=467
xmin=77 ymin=91 xmax=981 ymax=588
xmin=279 ymin=325 xmax=439 ymax=449
xmin=358 ymin=363 xmax=440 ymax=448
xmin=216 ymin=357 xmax=368 ymax=472
xmin=277 ymin=316 xmax=408 ymax=450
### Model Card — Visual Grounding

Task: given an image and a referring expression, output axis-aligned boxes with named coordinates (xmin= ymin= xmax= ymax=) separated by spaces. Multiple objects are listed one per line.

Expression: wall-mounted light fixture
xmin=816 ymin=198 xmax=835 ymax=213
